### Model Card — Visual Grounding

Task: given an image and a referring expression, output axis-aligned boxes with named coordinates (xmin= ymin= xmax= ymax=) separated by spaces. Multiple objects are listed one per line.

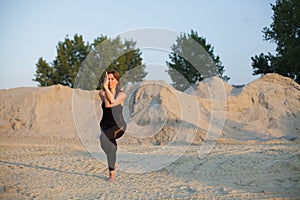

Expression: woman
xmin=99 ymin=71 xmax=126 ymax=182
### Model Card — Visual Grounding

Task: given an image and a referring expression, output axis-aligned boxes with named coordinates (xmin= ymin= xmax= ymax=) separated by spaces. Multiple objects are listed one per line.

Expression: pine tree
xmin=33 ymin=58 xmax=54 ymax=86
xmin=33 ymin=34 xmax=147 ymax=89
xmin=167 ymin=30 xmax=230 ymax=91
xmin=53 ymin=34 xmax=89 ymax=87
xmin=251 ymin=0 xmax=300 ymax=83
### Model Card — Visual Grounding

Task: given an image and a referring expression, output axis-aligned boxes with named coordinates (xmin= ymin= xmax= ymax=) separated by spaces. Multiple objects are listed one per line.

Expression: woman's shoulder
xmin=99 ymin=89 xmax=106 ymax=100
xmin=99 ymin=89 xmax=105 ymax=93
xmin=117 ymin=91 xmax=126 ymax=98
xmin=119 ymin=90 xmax=126 ymax=95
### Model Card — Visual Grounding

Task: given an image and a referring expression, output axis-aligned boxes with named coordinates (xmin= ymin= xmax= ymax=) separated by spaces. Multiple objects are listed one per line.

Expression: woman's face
xmin=108 ymin=73 xmax=118 ymax=90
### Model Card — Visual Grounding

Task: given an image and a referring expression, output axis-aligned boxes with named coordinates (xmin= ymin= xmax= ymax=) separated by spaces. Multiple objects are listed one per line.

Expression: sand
xmin=0 ymin=136 xmax=299 ymax=199
xmin=1 ymin=73 xmax=300 ymax=199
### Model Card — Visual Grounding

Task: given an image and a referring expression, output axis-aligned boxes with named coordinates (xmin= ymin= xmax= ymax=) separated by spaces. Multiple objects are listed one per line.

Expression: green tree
xmin=53 ymin=34 xmax=90 ymax=87
xmin=75 ymin=35 xmax=147 ymax=90
xmin=33 ymin=34 xmax=89 ymax=87
xmin=166 ymin=30 xmax=230 ymax=91
xmin=33 ymin=58 xmax=54 ymax=86
xmin=251 ymin=0 xmax=300 ymax=83
xmin=92 ymin=36 xmax=146 ymax=88
xmin=33 ymin=34 xmax=147 ymax=89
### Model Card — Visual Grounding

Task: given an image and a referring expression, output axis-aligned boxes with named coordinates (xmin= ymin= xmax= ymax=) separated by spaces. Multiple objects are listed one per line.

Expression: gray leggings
xmin=100 ymin=125 xmax=125 ymax=171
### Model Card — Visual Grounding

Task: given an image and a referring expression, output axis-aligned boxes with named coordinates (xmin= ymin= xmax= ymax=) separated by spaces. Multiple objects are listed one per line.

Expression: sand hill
xmin=1 ymin=73 xmax=300 ymax=199
xmin=0 ymin=73 xmax=299 ymax=144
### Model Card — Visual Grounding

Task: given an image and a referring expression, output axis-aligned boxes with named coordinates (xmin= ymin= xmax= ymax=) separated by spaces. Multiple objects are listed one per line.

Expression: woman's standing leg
xmin=100 ymin=133 xmax=117 ymax=181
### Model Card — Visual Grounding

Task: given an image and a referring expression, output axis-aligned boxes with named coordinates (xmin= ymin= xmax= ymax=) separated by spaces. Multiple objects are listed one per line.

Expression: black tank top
xmin=100 ymin=102 xmax=126 ymax=129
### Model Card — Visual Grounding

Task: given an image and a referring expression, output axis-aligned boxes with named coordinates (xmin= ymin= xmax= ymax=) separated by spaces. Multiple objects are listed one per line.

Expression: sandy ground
xmin=0 ymin=136 xmax=299 ymax=199
xmin=1 ymin=74 xmax=299 ymax=199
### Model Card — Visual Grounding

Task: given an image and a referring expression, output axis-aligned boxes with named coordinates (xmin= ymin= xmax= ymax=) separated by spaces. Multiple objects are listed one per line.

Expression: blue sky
xmin=0 ymin=0 xmax=276 ymax=89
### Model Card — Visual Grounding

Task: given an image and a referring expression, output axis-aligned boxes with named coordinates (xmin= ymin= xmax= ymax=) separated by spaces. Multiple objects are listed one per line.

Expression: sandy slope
xmin=0 ymin=73 xmax=300 ymax=199
xmin=0 ymin=73 xmax=299 ymax=144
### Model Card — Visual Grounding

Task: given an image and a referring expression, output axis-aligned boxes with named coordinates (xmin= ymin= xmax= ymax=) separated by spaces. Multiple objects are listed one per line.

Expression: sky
xmin=0 ymin=0 xmax=276 ymax=89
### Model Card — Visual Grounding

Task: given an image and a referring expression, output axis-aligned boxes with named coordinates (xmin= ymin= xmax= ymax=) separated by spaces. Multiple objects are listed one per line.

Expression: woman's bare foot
xmin=108 ymin=171 xmax=115 ymax=182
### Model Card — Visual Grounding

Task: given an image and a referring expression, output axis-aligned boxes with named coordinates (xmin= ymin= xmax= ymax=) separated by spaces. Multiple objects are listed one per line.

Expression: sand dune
xmin=0 ymin=73 xmax=300 ymax=199
xmin=124 ymin=73 xmax=300 ymax=144
xmin=0 ymin=73 xmax=299 ymax=143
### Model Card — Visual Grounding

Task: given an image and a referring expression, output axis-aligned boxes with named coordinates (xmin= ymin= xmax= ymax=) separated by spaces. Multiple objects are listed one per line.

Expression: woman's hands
xmin=103 ymin=71 xmax=109 ymax=89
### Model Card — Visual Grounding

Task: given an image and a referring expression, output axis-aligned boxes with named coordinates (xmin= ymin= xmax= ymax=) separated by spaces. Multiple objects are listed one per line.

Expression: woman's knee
xmin=114 ymin=129 xmax=125 ymax=139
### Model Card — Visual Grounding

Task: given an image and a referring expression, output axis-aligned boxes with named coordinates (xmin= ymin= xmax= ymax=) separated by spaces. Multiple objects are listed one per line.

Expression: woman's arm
xmin=107 ymin=91 xmax=126 ymax=107
xmin=100 ymin=90 xmax=126 ymax=107
xmin=103 ymin=86 xmax=116 ymax=104
xmin=101 ymin=71 xmax=116 ymax=104
xmin=99 ymin=89 xmax=106 ymax=101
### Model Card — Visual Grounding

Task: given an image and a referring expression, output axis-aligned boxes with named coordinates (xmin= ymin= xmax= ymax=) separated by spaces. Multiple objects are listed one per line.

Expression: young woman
xmin=99 ymin=71 xmax=126 ymax=182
